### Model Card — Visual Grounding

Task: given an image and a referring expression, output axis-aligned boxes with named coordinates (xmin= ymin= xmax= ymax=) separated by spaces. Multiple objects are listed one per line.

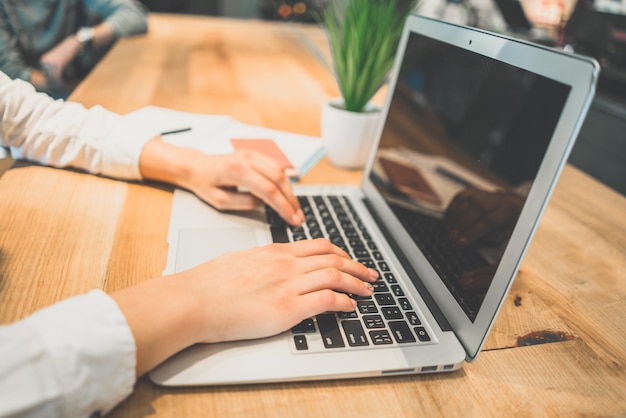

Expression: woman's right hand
xmin=177 ymin=238 xmax=378 ymax=344
xmin=112 ymin=238 xmax=378 ymax=376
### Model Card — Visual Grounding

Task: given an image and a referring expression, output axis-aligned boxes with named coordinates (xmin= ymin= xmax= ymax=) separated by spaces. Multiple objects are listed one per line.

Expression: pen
xmin=160 ymin=127 xmax=192 ymax=136
xmin=435 ymin=166 xmax=474 ymax=188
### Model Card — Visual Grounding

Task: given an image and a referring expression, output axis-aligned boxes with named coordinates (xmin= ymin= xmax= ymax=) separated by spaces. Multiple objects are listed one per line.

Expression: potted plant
xmin=318 ymin=0 xmax=416 ymax=169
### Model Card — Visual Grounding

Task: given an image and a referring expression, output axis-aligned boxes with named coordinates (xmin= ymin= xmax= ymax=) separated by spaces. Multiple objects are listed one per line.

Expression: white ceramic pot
xmin=321 ymin=98 xmax=382 ymax=169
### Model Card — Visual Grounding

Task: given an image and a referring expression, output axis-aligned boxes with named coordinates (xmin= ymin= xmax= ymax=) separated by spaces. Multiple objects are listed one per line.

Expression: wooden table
xmin=1 ymin=14 xmax=625 ymax=417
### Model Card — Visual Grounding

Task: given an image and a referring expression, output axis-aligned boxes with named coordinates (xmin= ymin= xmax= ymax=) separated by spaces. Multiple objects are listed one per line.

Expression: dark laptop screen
xmin=370 ymin=32 xmax=571 ymax=321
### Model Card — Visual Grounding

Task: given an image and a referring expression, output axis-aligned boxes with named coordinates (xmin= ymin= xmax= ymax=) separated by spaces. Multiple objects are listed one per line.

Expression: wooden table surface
xmin=1 ymin=14 xmax=625 ymax=417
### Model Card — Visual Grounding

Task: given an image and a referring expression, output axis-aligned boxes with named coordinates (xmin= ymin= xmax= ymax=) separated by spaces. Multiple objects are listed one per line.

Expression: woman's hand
xmin=112 ymin=239 xmax=378 ymax=376
xmin=139 ymin=138 xmax=304 ymax=226
xmin=184 ymin=148 xmax=303 ymax=225
xmin=177 ymin=238 xmax=377 ymax=343
xmin=444 ymin=188 xmax=524 ymax=246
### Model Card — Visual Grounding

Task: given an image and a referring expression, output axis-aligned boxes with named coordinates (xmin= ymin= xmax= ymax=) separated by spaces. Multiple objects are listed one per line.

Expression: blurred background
xmin=138 ymin=0 xmax=626 ymax=196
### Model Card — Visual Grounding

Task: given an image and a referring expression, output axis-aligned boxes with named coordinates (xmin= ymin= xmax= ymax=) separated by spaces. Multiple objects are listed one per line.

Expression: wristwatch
xmin=76 ymin=27 xmax=95 ymax=49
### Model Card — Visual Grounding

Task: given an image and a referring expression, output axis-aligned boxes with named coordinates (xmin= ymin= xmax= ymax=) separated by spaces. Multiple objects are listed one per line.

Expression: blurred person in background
xmin=0 ymin=0 xmax=148 ymax=99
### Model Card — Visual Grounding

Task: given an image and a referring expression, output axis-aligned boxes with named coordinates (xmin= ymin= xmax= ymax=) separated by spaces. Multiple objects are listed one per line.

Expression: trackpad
xmin=175 ymin=228 xmax=266 ymax=272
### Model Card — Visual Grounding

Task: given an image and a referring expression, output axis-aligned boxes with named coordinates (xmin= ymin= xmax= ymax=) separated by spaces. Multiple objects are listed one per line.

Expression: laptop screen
xmin=369 ymin=31 xmax=571 ymax=322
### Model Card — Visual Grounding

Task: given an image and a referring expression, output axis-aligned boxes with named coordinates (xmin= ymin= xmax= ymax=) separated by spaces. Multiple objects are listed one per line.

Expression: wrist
xmin=139 ymin=137 xmax=204 ymax=191
xmin=112 ymin=275 xmax=201 ymax=376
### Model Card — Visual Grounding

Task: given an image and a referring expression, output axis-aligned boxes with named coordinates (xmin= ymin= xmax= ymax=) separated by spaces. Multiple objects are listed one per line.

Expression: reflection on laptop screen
xmin=370 ymin=32 xmax=571 ymax=321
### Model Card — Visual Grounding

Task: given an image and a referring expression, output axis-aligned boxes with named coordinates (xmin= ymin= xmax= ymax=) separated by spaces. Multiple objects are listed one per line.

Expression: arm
xmin=84 ymin=0 xmax=149 ymax=38
xmin=0 ymin=240 xmax=377 ymax=416
xmin=39 ymin=21 xmax=118 ymax=83
xmin=39 ymin=0 xmax=149 ymax=88
xmin=139 ymin=138 xmax=304 ymax=225
xmin=112 ymin=239 xmax=378 ymax=376
xmin=0 ymin=291 xmax=136 ymax=418
xmin=0 ymin=72 xmax=147 ymax=179
xmin=0 ymin=17 xmax=39 ymax=85
xmin=0 ymin=72 xmax=303 ymax=224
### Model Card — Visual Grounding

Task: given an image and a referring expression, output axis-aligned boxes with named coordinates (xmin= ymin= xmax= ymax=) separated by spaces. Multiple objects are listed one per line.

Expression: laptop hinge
xmin=362 ymin=198 xmax=452 ymax=332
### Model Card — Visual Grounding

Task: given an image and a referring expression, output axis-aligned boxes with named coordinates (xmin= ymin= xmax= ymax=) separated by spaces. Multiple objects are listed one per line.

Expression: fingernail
xmin=351 ymin=298 xmax=357 ymax=309
xmin=368 ymin=268 xmax=379 ymax=279
xmin=365 ymin=282 xmax=374 ymax=292
xmin=291 ymin=212 xmax=302 ymax=225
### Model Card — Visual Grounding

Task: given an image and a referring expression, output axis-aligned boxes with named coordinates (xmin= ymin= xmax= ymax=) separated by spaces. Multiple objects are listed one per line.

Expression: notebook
xmin=149 ymin=14 xmax=598 ymax=386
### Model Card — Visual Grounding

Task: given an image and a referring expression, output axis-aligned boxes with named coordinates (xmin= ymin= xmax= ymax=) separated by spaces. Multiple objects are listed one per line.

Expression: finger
xmin=457 ymin=216 xmax=494 ymax=245
xmin=277 ymin=238 xmax=351 ymax=259
xmin=445 ymin=188 xmax=476 ymax=217
xmin=233 ymin=152 xmax=303 ymax=225
xmin=448 ymin=208 xmax=483 ymax=241
xmin=459 ymin=204 xmax=515 ymax=244
xmin=296 ymin=252 xmax=377 ymax=282
xmin=296 ymin=268 xmax=376 ymax=297
xmin=444 ymin=194 xmax=475 ymax=234
xmin=247 ymin=151 xmax=300 ymax=207
xmin=295 ymin=290 xmax=358 ymax=319
xmin=205 ymin=187 xmax=263 ymax=211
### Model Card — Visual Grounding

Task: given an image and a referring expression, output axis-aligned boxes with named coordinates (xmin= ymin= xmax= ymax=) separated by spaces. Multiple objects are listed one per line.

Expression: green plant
xmin=319 ymin=0 xmax=416 ymax=112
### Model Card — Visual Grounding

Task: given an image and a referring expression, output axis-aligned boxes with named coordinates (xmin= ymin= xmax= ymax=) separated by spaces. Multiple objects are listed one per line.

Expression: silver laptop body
xmin=150 ymin=14 xmax=598 ymax=386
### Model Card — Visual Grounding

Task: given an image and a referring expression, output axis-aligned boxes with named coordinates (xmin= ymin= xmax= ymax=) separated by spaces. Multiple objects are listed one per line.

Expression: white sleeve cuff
xmin=24 ymin=290 xmax=137 ymax=417
xmin=98 ymin=107 xmax=151 ymax=180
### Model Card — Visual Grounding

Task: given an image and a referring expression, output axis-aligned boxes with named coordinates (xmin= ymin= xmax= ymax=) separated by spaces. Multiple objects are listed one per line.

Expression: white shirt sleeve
xmin=0 ymin=71 xmax=151 ymax=180
xmin=0 ymin=290 xmax=137 ymax=418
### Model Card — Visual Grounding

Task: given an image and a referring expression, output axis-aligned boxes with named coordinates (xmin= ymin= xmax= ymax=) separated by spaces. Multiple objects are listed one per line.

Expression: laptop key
xmin=391 ymin=285 xmax=404 ymax=296
xmin=414 ymin=326 xmax=431 ymax=342
xmin=398 ymin=298 xmax=413 ymax=310
xmin=341 ymin=320 xmax=369 ymax=346
xmin=389 ymin=321 xmax=417 ymax=343
xmin=358 ymin=258 xmax=376 ymax=268
xmin=354 ymin=248 xmax=369 ymax=258
xmin=357 ymin=300 xmax=378 ymax=314
xmin=363 ymin=314 xmax=386 ymax=328
xmin=406 ymin=311 xmax=422 ymax=326
xmin=383 ymin=273 xmax=397 ymax=283
xmin=316 ymin=314 xmax=345 ymax=348
xmin=294 ymin=335 xmax=309 ymax=350
xmin=381 ymin=306 xmax=403 ymax=320
xmin=372 ymin=281 xmax=389 ymax=293
xmin=291 ymin=318 xmax=316 ymax=333
xmin=374 ymin=293 xmax=396 ymax=306
xmin=370 ymin=330 xmax=393 ymax=345
xmin=270 ymin=226 xmax=289 ymax=243
xmin=338 ymin=311 xmax=358 ymax=319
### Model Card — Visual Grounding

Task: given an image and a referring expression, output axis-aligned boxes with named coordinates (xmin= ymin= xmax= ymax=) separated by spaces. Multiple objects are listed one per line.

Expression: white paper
xmin=122 ymin=106 xmax=325 ymax=178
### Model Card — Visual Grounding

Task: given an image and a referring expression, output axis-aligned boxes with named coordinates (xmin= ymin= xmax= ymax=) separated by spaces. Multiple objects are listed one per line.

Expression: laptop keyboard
xmin=265 ymin=195 xmax=435 ymax=353
xmin=388 ymin=203 xmax=488 ymax=320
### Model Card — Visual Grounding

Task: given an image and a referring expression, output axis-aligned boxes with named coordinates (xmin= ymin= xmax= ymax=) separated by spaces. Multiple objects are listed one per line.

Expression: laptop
xmin=150 ymin=14 xmax=599 ymax=386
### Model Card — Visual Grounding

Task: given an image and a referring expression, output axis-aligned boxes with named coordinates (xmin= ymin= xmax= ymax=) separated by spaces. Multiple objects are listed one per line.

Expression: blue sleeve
xmin=0 ymin=13 xmax=32 ymax=81
xmin=83 ymin=0 xmax=148 ymax=38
